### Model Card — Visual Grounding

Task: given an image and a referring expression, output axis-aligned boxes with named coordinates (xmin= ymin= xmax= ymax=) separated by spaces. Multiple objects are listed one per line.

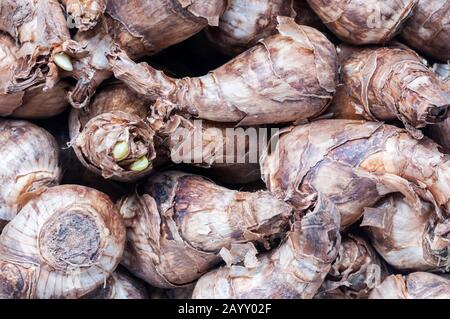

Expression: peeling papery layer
xmin=108 ymin=17 xmax=337 ymax=125
xmin=73 ymin=111 xmax=156 ymax=182
xmin=118 ymin=171 xmax=293 ymax=288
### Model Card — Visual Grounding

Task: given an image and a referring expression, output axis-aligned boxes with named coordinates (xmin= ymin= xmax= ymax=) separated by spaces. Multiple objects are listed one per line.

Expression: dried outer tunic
xmin=192 ymin=197 xmax=340 ymax=299
xmin=61 ymin=0 xmax=107 ymax=31
xmin=261 ymin=119 xmax=450 ymax=229
xmin=329 ymin=46 xmax=450 ymax=136
xmin=83 ymin=269 xmax=148 ymax=299
xmin=0 ymin=0 xmax=84 ymax=89
xmin=0 ymin=120 xmax=61 ymax=222
xmin=401 ymin=0 xmax=450 ymax=62
xmin=0 ymin=34 xmax=69 ymax=118
xmin=108 ymin=16 xmax=338 ymax=126
xmin=316 ymin=235 xmax=388 ymax=299
xmin=68 ymin=0 xmax=226 ymax=108
xmin=0 ymin=185 xmax=125 ymax=299
xmin=69 ymin=83 xmax=157 ymax=182
xmin=427 ymin=63 xmax=450 ymax=154
xmin=370 ymin=272 xmax=450 ymax=299
xmin=362 ymin=193 xmax=450 ymax=271
xmin=117 ymin=171 xmax=293 ymax=288
xmin=306 ymin=0 xmax=417 ymax=45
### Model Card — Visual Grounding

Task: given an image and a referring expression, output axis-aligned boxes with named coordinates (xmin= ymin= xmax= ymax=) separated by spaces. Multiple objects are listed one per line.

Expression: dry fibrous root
xmin=192 ymin=196 xmax=340 ymax=299
xmin=316 ymin=235 xmax=387 ymax=299
xmin=0 ymin=0 xmax=86 ymax=89
xmin=401 ymin=0 xmax=449 ymax=62
xmin=83 ymin=269 xmax=148 ymax=299
xmin=261 ymin=119 xmax=450 ymax=229
xmin=61 ymin=0 xmax=107 ymax=31
xmin=0 ymin=33 xmax=69 ymax=118
xmin=362 ymin=193 xmax=450 ymax=272
xmin=0 ymin=120 xmax=61 ymax=223
xmin=0 ymin=185 xmax=125 ymax=299
xmin=68 ymin=0 xmax=226 ymax=108
xmin=329 ymin=46 xmax=450 ymax=137
xmin=69 ymin=83 xmax=157 ymax=182
xmin=306 ymin=0 xmax=417 ymax=45
xmin=117 ymin=171 xmax=293 ymax=288
xmin=370 ymin=272 xmax=450 ymax=299
xmin=206 ymin=0 xmax=326 ymax=56
xmin=108 ymin=16 xmax=337 ymax=126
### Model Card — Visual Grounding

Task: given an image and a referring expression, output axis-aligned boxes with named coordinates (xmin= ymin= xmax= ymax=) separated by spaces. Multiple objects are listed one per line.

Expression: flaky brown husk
xmin=306 ymin=0 xmax=417 ymax=45
xmin=118 ymin=171 xmax=293 ymax=288
xmin=62 ymin=0 xmax=107 ymax=31
xmin=329 ymin=46 xmax=450 ymax=136
xmin=69 ymin=83 xmax=157 ymax=182
xmin=315 ymin=235 xmax=388 ymax=299
xmin=363 ymin=194 xmax=450 ymax=271
xmin=0 ymin=185 xmax=125 ymax=299
xmin=0 ymin=120 xmax=61 ymax=222
xmin=205 ymin=0 xmax=296 ymax=56
xmin=68 ymin=0 xmax=226 ymax=108
xmin=0 ymin=0 xmax=85 ymax=90
xmin=108 ymin=17 xmax=337 ymax=126
xmin=370 ymin=272 xmax=450 ymax=299
xmin=192 ymin=197 xmax=340 ymax=299
xmin=83 ymin=269 xmax=148 ymax=299
xmin=401 ymin=0 xmax=449 ymax=62
xmin=0 ymin=34 xmax=69 ymax=118
xmin=261 ymin=119 xmax=450 ymax=229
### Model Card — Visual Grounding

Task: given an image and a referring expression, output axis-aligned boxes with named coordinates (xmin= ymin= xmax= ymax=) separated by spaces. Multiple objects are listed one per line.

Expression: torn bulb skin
xmin=329 ymin=45 xmax=450 ymax=137
xmin=401 ymin=0 xmax=449 ymax=62
xmin=0 ymin=185 xmax=125 ymax=299
xmin=362 ymin=193 xmax=450 ymax=272
xmin=108 ymin=16 xmax=338 ymax=126
xmin=315 ymin=235 xmax=388 ymax=299
xmin=370 ymin=272 xmax=450 ymax=299
xmin=0 ymin=120 xmax=61 ymax=223
xmin=306 ymin=0 xmax=417 ymax=45
xmin=205 ymin=0 xmax=326 ymax=56
xmin=0 ymin=0 xmax=85 ymax=89
xmin=68 ymin=0 xmax=226 ymax=108
xmin=117 ymin=171 xmax=293 ymax=288
xmin=261 ymin=119 xmax=450 ymax=229
xmin=0 ymin=33 xmax=70 ymax=119
xmin=83 ymin=269 xmax=148 ymax=299
xmin=69 ymin=83 xmax=157 ymax=182
xmin=61 ymin=0 xmax=107 ymax=31
xmin=192 ymin=197 xmax=340 ymax=299
xmin=427 ymin=64 xmax=450 ymax=154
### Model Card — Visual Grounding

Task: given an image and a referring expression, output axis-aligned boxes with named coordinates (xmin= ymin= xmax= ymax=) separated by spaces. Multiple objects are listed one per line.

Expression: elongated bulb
xmin=129 ymin=156 xmax=149 ymax=172
xmin=54 ymin=53 xmax=73 ymax=72
xmin=112 ymin=141 xmax=130 ymax=161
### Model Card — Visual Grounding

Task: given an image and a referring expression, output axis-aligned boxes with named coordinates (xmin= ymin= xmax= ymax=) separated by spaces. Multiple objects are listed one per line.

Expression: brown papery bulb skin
xmin=62 ymin=0 xmax=107 ymax=31
xmin=68 ymin=0 xmax=226 ymax=108
xmin=401 ymin=0 xmax=449 ymax=62
xmin=0 ymin=0 xmax=84 ymax=89
xmin=83 ymin=269 xmax=148 ymax=299
xmin=205 ymin=0 xmax=296 ymax=56
xmin=192 ymin=197 xmax=340 ymax=299
xmin=362 ymin=194 xmax=450 ymax=271
xmin=370 ymin=272 xmax=450 ymax=299
xmin=317 ymin=235 xmax=387 ymax=299
xmin=0 ymin=120 xmax=61 ymax=222
xmin=0 ymin=34 xmax=69 ymax=119
xmin=329 ymin=46 xmax=450 ymax=135
xmin=118 ymin=171 xmax=293 ymax=288
xmin=306 ymin=0 xmax=417 ymax=45
xmin=108 ymin=17 xmax=337 ymax=126
xmin=0 ymin=185 xmax=125 ymax=299
xmin=69 ymin=83 xmax=157 ymax=182
xmin=261 ymin=119 xmax=450 ymax=229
